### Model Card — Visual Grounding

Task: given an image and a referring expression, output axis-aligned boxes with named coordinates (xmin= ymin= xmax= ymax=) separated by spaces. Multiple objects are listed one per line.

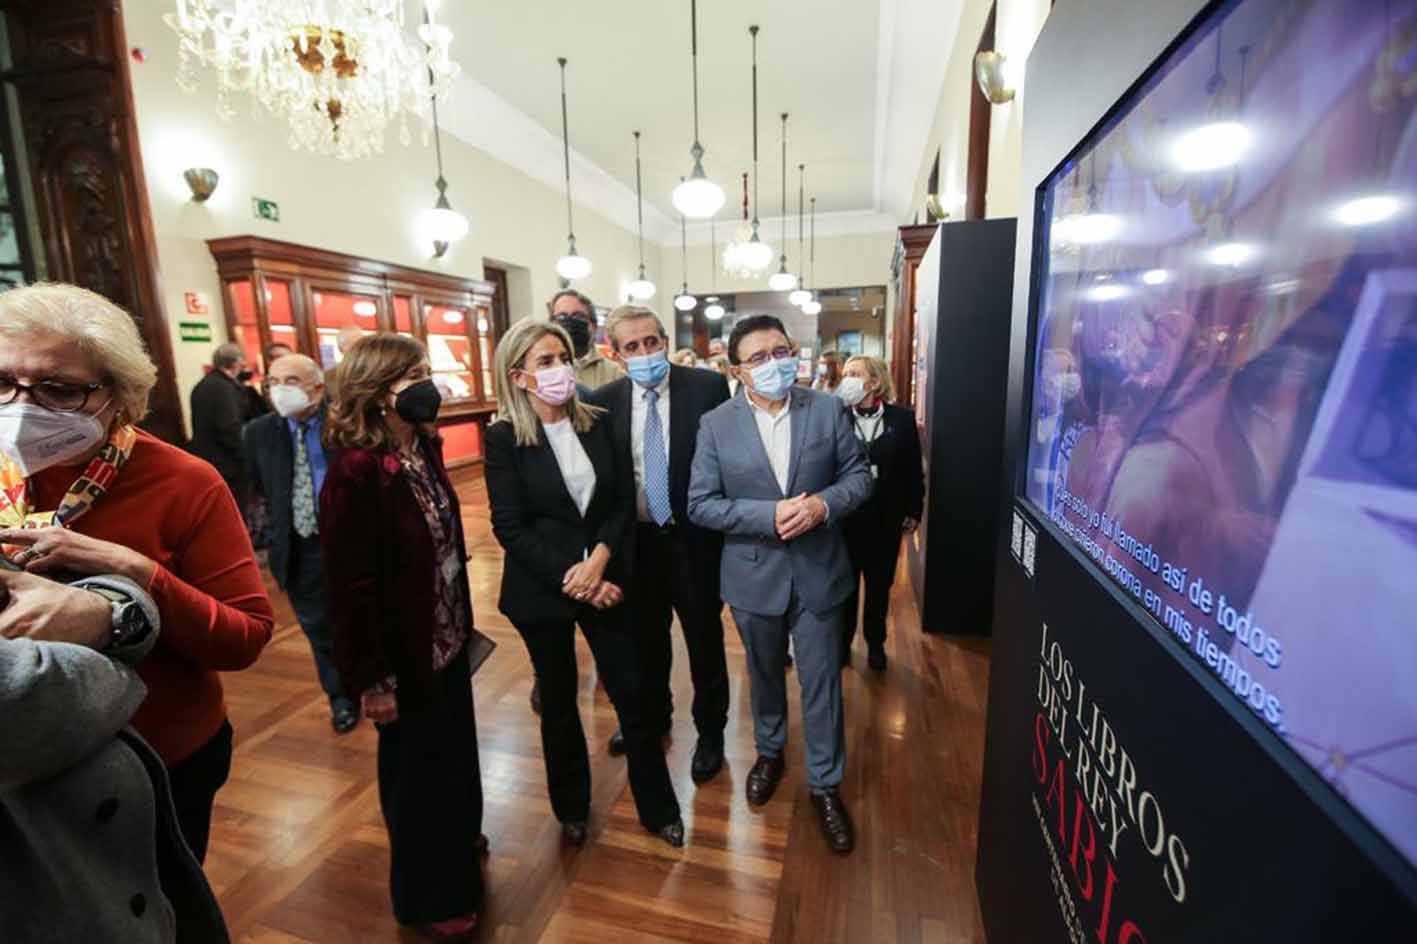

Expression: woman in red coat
xmin=0 ymin=283 xmax=273 ymax=865
xmin=319 ymin=333 xmax=485 ymax=940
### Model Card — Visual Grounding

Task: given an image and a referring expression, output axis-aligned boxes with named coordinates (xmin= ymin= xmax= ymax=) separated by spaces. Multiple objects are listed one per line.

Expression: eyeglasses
xmin=741 ymin=346 xmax=796 ymax=369
xmin=0 ymin=376 xmax=108 ymax=412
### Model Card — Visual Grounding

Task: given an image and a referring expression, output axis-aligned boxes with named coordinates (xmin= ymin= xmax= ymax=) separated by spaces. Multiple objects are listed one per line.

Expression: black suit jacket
xmin=849 ymin=403 xmax=925 ymax=529
xmin=243 ymin=405 xmax=338 ymax=589
xmin=483 ymin=415 xmax=632 ymax=625
xmin=189 ymin=371 xmax=253 ymax=490
xmin=588 ymin=364 xmax=730 ymax=603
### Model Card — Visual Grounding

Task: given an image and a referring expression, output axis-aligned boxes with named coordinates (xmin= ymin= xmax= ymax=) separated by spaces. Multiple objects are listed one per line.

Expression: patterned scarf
xmin=0 ymin=423 xmax=137 ymax=530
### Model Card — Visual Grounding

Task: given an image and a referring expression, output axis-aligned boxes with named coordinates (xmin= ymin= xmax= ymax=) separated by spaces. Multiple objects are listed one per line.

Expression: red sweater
xmin=32 ymin=430 xmax=274 ymax=765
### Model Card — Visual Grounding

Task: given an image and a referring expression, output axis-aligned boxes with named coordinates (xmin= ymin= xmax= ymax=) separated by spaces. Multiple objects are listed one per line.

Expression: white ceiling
xmin=432 ymin=0 xmax=963 ymax=244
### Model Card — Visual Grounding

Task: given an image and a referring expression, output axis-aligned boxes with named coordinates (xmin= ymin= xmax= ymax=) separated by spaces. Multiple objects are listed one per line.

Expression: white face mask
xmin=836 ymin=376 xmax=868 ymax=408
xmin=269 ymin=384 xmax=312 ymax=419
xmin=0 ymin=402 xmax=109 ymax=476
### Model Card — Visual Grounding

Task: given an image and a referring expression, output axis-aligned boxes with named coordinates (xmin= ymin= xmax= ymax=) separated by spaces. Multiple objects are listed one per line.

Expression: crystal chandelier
xmin=165 ymin=0 xmax=459 ymax=160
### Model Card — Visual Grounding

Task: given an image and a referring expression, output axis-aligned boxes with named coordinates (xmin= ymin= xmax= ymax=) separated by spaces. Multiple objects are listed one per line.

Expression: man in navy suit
xmin=589 ymin=305 xmax=733 ymax=783
xmin=688 ymin=315 xmax=873 ymax=853
xmin=244 ymin=354 xmax=357 ymax=734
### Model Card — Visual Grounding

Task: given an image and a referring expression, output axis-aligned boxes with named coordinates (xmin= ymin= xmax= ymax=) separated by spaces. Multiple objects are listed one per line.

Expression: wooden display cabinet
xmin=207 ymin=235 xmax=498 ymax=468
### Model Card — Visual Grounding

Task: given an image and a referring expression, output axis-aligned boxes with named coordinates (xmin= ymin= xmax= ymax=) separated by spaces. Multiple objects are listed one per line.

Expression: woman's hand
xmin=588 ymin=580 xmax=623 ymax=610
xmin=562 ymin=544 xmax=611 ymax=602
xmin=0 ymin=527 xmax=156 ymax=584
xmin=362 ymin=689 xmax=398 ymax=725
xmin=0 ymin=568 xmax=111 ymax=649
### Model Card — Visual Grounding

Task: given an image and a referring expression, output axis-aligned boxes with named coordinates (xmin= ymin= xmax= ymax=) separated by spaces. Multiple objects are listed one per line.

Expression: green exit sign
xmin=252 ymin=197 xmax=280 ymax=222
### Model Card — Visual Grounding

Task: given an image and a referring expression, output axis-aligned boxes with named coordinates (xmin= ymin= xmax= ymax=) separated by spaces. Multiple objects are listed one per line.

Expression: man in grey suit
xmin=688 ymin=314 xmax=872 ymax=853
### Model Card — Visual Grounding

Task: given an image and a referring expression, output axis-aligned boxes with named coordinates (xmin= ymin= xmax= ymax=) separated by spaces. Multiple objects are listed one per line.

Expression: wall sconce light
xmin=974 ymin=51 xmax=1017 ymax=105
xmin=183 ymin=167 xmax=219 ymax=202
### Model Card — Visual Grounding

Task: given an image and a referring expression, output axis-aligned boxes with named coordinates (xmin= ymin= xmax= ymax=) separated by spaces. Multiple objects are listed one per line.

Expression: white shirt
xmin=542 ymin=419 xmax=596 ymax=516
xmin=853 ymin=404 xmax=885 ymax=447
xmin=631 ymin=376 xmax=671 ymax=522
xmin=748 ymin=395 xmax=793 ymax=494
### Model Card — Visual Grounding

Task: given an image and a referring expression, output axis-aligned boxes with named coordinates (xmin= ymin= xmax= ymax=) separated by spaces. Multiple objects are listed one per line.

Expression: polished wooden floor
xmin=210 ymin=469 xmax=990 ymax=943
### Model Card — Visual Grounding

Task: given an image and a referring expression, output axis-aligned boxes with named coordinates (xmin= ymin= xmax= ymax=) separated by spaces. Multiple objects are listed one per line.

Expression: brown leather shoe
xmin=811 ymin=789 xmax=855 ymax=853
xmin=745 ymin=754 xmax=785 ymax=806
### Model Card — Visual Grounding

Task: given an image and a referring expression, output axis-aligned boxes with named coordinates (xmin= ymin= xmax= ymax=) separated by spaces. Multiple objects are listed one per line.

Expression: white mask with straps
xmin=0 ymin=402 xmax=110 ymax=476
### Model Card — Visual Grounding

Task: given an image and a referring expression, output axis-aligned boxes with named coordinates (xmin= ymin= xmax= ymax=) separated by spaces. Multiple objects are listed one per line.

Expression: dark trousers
xmin=284 ymin=534 xmax=354 ymax=713
xmin=376 ymin=645 xmax=485 ymax=926
xmin=843 ymin=513 xmax=904 ymax=658
xmin=167 ymin=720 xmax=233 ymax=864
xmin=514 ymin=605 xmax=680 ymax=832
xmin=631 ymin=523 xmax=729 ymax=745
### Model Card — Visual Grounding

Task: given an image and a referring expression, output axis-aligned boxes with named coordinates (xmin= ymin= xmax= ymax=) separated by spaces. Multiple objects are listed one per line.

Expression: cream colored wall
xmin=908 ymin=0 xmax=1051 ymax=222
xmin=122 ymin=0 xmax=654 ymax=422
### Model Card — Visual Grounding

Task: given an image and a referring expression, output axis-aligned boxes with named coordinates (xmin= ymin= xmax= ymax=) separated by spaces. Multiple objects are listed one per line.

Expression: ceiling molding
xmin=684 ymin=209 xmax=898 ymax=247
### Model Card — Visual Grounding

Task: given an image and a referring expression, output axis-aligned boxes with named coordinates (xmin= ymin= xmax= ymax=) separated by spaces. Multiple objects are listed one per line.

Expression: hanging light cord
xmin=689 ymin=0 xmax=703 ymax=154
xmin=809 ymin=196 xmax=817 ymax=290
xmin=750 ymin=25 xmax=760 ymax=230
xmin=634 ymin=130 xmax=645 ymax=270
xmin=680 ymin=210 xmax=689 ymax=290
xmin=558 ymin=57 xmax=575 ymax=242
xmin=424 ymin=7 xmax=448 ymax=204
xmin=798 ymin=164 xmax=806 ymax=277
xmin=779 ymin=113 xmax=789 ymax=262
xmin=711 ymin=217 xmax=718 ymax=290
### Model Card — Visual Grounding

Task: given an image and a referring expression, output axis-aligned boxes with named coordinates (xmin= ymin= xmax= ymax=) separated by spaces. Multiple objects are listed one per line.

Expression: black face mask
xmin=554 ymin=315 xmax=593 ymax=359
xmin=394 ymin=379 xmax=442 ymax=424
xmin=236 ymin=369 xmax=254 ymax=382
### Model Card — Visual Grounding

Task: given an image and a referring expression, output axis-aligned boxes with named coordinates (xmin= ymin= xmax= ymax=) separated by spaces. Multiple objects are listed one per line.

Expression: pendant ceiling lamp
xmin=671 ymin=0 xmax=726 ymax=219
xmin=420 ymin=34 xmax=468 ymax=259
xmin=801 ymin=196 xmax=822 ymax=316
xmin=673 ymin=180 xmax=697 ymax=312
xmin=724 ymin=25 xmax=774 ymax=278
xmin=628 ymin=130 xmax=657 ymax=300
xmin=788 ymin=163 xmax=812 ymax=306
xmin=767 ymin=113 xmax=798 ymax=291
xmin=704 ymin=217 xmax=725 ymax=320
xmin=554 ymin=57 xmax=591 ymax=282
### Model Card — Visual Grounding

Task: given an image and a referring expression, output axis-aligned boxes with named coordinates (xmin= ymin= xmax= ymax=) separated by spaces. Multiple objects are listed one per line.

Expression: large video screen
xmin=1022 ymin=0 xmax=1417 ymax=868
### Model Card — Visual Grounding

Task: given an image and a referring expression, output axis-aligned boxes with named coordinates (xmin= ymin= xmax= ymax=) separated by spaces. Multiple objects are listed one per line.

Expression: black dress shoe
xmin=867 ymin=644 xmax=887 ymax=673
xmin=745 ymin=754 xmax=785 ymax=806
xmin=653 ymin=818 xmax=685 ymax=848
xmin=530 ymin=679 xmax=542 ymax=715
xmin=331 ymin=706 xmax=359 ymax=735
xmin=811 ymin=789 xmax=855 ymax=854
xmin=562 ymin=821 xmax=588 ymax=846
xmin=690 ymin=740 xmax=724 ymax=784
xmin=608 ymin=729 xmax=626 ymax=756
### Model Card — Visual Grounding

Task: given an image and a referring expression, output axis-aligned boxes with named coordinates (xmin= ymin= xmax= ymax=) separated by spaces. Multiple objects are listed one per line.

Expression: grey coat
xmin=0 ymin=582 xmax=229 ymax=943
xmin=688 ymin=385 xmax=873 ymax=616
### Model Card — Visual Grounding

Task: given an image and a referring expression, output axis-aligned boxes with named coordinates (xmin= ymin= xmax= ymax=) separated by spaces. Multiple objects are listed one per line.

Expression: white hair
xmin=0 ymin=282 xmax=158 ymax=424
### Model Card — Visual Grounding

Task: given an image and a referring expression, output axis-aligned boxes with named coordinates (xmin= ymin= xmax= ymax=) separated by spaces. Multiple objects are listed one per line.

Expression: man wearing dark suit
xmin=588 ymin=305 xmax=732 ymax=784
xmin=688 ymin=315 xmax=873 ymax=854
xmin=190 ymin=342 xmax=256 ymax=501
xmin=243 ymin=354 xmax=357 ymax=733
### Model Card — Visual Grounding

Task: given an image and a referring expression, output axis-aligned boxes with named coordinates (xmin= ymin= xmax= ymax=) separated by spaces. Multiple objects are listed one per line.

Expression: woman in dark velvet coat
xmin=320 ymin=334 xmax=485 ymax=940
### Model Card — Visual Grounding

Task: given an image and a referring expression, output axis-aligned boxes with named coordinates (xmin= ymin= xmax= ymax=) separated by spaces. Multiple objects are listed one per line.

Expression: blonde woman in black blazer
xmin=484 ymin=319 xmax=684 ymax=848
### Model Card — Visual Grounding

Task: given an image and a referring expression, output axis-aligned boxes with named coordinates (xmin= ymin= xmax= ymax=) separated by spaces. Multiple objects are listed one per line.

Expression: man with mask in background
xmin=548 ymin=289 xmax=623 ymax=391
xmin=190 ymin=342 xmax=258 ymax=505
xmin=243 ymin=354 xmax=358 ymax=734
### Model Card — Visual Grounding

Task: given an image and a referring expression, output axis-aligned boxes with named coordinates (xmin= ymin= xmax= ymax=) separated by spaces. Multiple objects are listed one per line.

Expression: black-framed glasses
xmin=741 ymin=346 xmax=796 ymax=369
xmin=0 ymin=376 xmax=108 ymax=412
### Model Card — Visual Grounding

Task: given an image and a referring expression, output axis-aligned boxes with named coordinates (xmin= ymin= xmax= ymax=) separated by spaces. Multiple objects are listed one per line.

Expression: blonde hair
xmin=706 ymin=354 xmax=730 ymax=376
xmin=670 ymin=349 xmax=697 ymax=367
xmin=845 ymin=354 xmax=895 ymax=403
xmin=493 ymin=319 xmax=602 ymax=447
xmin=604 ymin=304 xmax=665 ymax=351
xmin=324 ymin=333 xmax=433 ymax=451
xmin=0 ymin=282 xmax=158 ymax=424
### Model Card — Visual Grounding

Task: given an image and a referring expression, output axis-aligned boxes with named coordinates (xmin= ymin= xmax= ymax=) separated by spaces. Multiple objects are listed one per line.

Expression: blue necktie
xmin=643 ymin=388 xmax=671 ymax=526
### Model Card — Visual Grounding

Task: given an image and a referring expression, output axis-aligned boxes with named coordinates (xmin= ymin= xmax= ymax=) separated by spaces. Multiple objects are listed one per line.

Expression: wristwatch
xmin=68 ymin=575 xmax=160 ymax=654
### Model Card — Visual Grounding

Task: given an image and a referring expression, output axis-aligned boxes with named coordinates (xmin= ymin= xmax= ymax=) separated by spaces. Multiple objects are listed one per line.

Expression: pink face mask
xmin=528 ymin=363 xmax=577 ymax=406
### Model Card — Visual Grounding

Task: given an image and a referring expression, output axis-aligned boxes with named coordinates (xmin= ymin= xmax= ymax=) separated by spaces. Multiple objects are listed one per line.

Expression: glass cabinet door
xmin=423 ymin=303 xmax=476 ymax=401
xmin=312 ymin=289 xmax=381 ymax=370
xmin=227 ymin=279 xmax=263 ymax=370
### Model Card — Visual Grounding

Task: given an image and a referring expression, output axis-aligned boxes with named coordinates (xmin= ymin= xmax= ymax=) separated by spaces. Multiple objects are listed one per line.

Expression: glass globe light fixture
xmin=768 ymin=266 xmax=797 ymax=292
xmin=705 ymin=300 xmax=726 ymax=320
xmin=801 ymin=298 xmax=822 ymax=316
xmin=628 ymin=268 xmax=657 ymax=301
xmin=556 ymin=245 xmax=592 ymax=281
xmin=788 ymin=286 xmax=811 ymax=306
xmin=674 ymin=291 xmax=697 ymax=311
